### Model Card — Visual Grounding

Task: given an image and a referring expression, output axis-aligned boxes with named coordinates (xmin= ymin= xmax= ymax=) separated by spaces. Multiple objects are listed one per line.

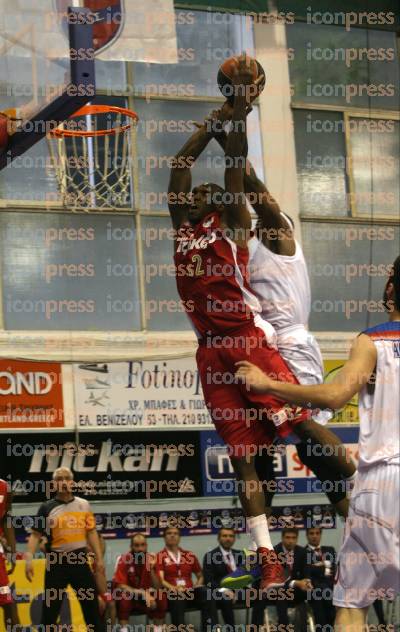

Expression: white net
xmin=47 ymin=106 xmax=137 ymax=211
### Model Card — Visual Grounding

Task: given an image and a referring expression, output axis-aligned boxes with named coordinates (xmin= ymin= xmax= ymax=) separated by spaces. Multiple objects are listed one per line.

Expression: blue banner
xmin=201 ymin=426 xmax=359 ymax=496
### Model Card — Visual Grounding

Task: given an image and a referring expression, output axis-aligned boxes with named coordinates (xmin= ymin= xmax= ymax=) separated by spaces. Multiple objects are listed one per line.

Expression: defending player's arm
xmin=222 ymin=57 xmax=254 ymax=244
xmin=168 ymin=126 xmax=214 ymax=229
xmin=235 ymin=334 xmax=377 ymax=410
xmin=213 ymin=120 xmax=295 ymax=255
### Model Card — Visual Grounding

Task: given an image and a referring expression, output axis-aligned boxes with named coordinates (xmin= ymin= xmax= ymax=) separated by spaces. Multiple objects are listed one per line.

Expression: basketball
xmin=217 ymin=55 xmax=266 ymax=104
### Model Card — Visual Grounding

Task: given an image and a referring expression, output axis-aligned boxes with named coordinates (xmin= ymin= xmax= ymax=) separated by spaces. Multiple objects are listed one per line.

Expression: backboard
xmin=0 ymin=0 xmax=95 ymax=169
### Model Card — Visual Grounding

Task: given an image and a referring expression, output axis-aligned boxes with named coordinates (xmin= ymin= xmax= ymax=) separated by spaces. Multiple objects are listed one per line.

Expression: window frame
xmin=292 ymin=101 xmax=400 ymax=223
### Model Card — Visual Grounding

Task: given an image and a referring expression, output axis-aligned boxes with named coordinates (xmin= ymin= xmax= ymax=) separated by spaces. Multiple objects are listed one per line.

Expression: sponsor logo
xmin=0 ymin=371 xmax=53 ymax=396
xmin=28 ymin=443 xmax=181 ymax=473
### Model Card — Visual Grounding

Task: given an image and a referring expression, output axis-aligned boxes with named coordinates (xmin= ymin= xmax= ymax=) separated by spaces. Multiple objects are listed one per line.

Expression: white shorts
xmin=277 ymin=326 xmax=333 ymax=428
xmin=333 ymin=462 xmax=400 ymax=609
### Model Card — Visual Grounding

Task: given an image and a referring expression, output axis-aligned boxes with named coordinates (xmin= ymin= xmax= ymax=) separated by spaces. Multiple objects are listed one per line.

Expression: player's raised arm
xmin=235 ymin=334 xmax=377 ymax=410
xmin=168 ymin=126 xmax=214 ymax=230
xmin=213 ymin=120 xmax=295 ymax=255
xmin=223 ymin=56 xmax=258 ymax=244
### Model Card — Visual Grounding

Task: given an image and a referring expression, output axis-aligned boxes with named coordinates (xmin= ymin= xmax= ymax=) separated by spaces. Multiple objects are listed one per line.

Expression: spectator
xmin=24 ymin=467 xmax=104 ymax=632
xmin=0 ymin=479 xmax=20 ymax=631
xmin=156 ymin=527 xmax=218 ymax=632
xmin=274 ymin=528 xmax=310 ymax=632
xmin=113 ymin=533 xmax=166 ymax=632
xmin=203 ymin=527 xmax=246 ymax=625
xmin=301 ymin=527 xmax=336 ymax=627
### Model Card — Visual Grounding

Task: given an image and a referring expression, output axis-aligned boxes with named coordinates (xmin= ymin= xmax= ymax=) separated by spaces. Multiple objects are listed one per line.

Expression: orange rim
xmin=49 ymin=105 xmax=139 ymax=138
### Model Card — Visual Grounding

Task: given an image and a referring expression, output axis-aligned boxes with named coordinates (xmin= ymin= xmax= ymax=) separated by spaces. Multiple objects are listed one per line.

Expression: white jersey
xmin=357 ymin=321 xmax=400 ymax=470
xmin=248 ymin=234 xmax=325 ymax=384
xmin=248 ymin=236 xmax=311 ymax=332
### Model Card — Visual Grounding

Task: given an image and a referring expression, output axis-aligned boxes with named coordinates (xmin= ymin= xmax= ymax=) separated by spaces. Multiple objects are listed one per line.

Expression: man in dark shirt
xmin=300 ymin=527 xmax=336 ymax=627
xmin=250 ymin=527 xmax=311 ymax=629
xmin=203 ymin=527 xmax=246 ymax=625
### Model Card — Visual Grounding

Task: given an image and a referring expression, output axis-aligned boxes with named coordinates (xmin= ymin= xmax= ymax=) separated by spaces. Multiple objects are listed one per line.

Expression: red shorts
xmin=0 ymin=553 xmax=12 ymax=606
xmin=116 ymin=592 xmax=167 ymax=621
xmin=196 ymin=321 xmax=309 ymax=455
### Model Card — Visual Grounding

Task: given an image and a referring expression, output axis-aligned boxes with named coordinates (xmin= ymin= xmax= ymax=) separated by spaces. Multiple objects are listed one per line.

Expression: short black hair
xmin=282 ymin=527 xmax=298 ymax=537
xmin=163 ymin=526 xmax=181 ymax=537
xmin=306 ymin=526 xmax=322 ymax=535
xmin=218 ymin=527 xmax=235 ymax=535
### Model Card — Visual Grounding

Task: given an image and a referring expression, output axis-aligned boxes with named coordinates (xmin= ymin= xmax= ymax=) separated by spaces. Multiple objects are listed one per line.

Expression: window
xmin=287 ymin=21 xmax=400 ymax=331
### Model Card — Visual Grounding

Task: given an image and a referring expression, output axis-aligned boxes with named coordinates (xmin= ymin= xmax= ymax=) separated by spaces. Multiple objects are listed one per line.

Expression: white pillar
xmin=254 ymin=17 xmax=302 ymax=244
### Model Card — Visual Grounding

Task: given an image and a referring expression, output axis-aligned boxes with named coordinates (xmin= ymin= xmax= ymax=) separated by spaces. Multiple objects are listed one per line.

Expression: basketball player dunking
xmin=236 ymin=257 xmax=400 ymax=630
xmin=169 ymin=55 xmax=355 ymax=592
xmin=206 ymin=111 xmax=355 ymax=525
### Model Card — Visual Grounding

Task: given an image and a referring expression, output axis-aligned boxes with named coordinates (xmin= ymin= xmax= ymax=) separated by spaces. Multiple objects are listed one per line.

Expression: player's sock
xmin=154 ymin=626 xmax=164 ymax=632
xmin=120 ymin=627 xmax=129 ymax=632
xmin=248 ymin=538 xmax=257 ymax=551
xmin=247 ymin=514 xmax=273 ymax=550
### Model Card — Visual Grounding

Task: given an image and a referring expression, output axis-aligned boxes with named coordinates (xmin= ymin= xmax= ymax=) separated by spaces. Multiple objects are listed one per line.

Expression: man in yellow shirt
xmin=25 ymin=467 xmax=105 ymax=632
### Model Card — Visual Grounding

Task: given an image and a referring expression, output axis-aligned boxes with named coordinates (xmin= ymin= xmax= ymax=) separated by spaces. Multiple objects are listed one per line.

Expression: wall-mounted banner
xmin=73 ymin=359 xmax=212 ymax=429
xmin=4 ymin=431 xmax=202 ymax=503
xmin=201 ymin=427 xmax=359 ymax=496
xmin=0 ymin=359 xmax=63 ymax=429
xmin=14 ymin=505 xmax=336 ymax=543
xmin=72 ymin=358 xmax=359 ymax=430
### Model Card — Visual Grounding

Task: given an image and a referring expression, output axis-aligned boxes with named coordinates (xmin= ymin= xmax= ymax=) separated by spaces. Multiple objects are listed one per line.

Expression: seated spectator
xmin=301 ymin=527 xmax=336 ymax=627
xmin=156 ymin=527 xmax=218 ymax=632
xmin=274 ymin=528 xmax=310 ymax=632
xmin=203 ymin=527 xmax=247 ymax=625
xmin=113 ymin=533 xmax=167 ymax=632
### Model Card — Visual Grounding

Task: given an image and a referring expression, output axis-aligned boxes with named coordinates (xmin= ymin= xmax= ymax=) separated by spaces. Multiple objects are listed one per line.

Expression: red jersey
xmin=174 ymin=212 xmax=261 ymax=338
xmin=0 ymin=480 xmax=9 ymax=537
xmin=113 ymin=552 xmax=153 ymax=590
xmin=156 ymin=547 xmax=201 ymax=588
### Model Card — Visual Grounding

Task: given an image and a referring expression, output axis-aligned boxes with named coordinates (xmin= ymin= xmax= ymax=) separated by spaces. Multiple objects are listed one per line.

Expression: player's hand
xmin=223 ymin=589 xmax=236 ymax=602
xmin=145 ymin=592 xmax=157 ymax=609
xmin=295 ymin=579 xmax=313 ymax=592
xmin=6 ymin=552 xmax=16 ymax=576
xmin=235 ymin=361 xmax=273 ymax=393
xmin=147 ymin=553 xmax=157 ymax=569
xmin=232 ymin=53 xmax=265 ymax=103
xmin=25 ymin=560 xmax=34 ymax=582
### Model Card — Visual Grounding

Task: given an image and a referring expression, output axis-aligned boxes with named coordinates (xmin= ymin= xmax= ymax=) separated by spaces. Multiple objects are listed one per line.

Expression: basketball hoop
xmin=47 ymin=104 xmax=139 ymax=211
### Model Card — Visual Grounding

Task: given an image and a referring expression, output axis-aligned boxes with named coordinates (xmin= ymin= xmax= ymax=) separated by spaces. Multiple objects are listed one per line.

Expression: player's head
xmin=281 ymin=527 xmax=298 ymax=551
xmin=130 ymin=533 xmax=148 ymax=564
xmin=188 ymin=182 xmax=225 ymax=224
xmin=163 ymin=526 xmax=181 ymax=546
xmin=306 ymin=527 xmax=322 ymax=547
xmin=217 ymin=527 xmax=236 ymax=549
xmin=383 ymin=255 xmax=400 ymax=313
xmin=52 ymin=467 xmax=74 ymax=494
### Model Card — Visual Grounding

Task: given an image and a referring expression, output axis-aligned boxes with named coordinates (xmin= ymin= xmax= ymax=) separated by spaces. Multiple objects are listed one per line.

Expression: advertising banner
xmin=201 ymin=427 xmax=359 ymax=496
xmin=5 ymin=560 xmax=85 ymax=631
xmin=73 ymin=358 xmax=211 ymax=429
xmin=0 ymin=359 xmax=63 ymax=429
xmin=5 ymin=431 xmax=202 ymax=502
xmin=72 ymin=357 xmax=359 ymax=430
xmin=13 ymin=504 xmax=336 ymax=544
